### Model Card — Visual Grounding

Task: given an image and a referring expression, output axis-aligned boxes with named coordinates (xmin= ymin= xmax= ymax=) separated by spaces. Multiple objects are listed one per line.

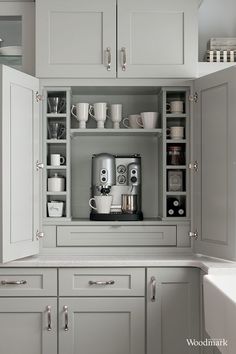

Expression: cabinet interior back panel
xmin=130 ymin=12 xmax=184 ymax=65
xmin=201 ymin=84 xmax=228 ymax=244
xmin=71 ymin=136 xmax=159 ymax=218
xmin=50 ymin=12 xmax=102 ymax=64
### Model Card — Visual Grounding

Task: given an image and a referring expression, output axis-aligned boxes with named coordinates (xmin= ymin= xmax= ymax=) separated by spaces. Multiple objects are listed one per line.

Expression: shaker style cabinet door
xmin=117 ymin=0 xmax=198 ymax=78
xmin=0 ymin=65 xmax=40 ymax=263
xmin=147 ymin=268 xmax=200 ymax=354
xmin=36 ymin=0 xmax=116 ymax=78
xmin=192 ymin=67 xmax=236 ymax=260
xmin=0 ymin=298 xmax=57 ymax=354
xmin=59 ymin=298 xmax=145 ymax=354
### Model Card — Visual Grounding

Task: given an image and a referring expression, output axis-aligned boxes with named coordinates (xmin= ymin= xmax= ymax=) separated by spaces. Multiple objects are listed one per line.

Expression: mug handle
xmin=58 ymin=126 xmax=66 ymax=140
xmin=166 ymin=103 xmax=171 ymax=113
xmin=60 ymin=156 xmax=65 ymax=165
xmin=166 ymin=128 xmax=171 ymax=138
xmin=122 ymin=117 xmax=129 ymax=128
xmin=89 ymin=198 xmax=97 ymax=210
xmin=71 ymin=105 xmax=78 ymax=119
xmin=88 ymin=105 xmax=96 ymax=120
xmin=136 ymin=117 xmax=143 ymax=128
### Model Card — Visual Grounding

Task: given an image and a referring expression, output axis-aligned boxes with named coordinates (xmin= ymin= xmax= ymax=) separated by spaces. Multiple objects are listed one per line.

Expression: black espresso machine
xmin=90 ymin=153 xmax=143 ymax=221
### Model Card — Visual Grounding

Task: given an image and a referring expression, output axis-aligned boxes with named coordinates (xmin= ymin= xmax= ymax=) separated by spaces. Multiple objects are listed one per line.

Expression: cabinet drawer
xmin=57 ymin=225 xmax=176 ymax=246
xmin=59 ymin=268 xmax=145 ymax=296
xmin=0 ymin=268 xmax=57 ymax=296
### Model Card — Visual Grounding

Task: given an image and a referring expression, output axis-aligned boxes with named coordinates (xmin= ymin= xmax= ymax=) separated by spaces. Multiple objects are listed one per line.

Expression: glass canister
xmin=167 ymin=145 xmax=185 ymax=165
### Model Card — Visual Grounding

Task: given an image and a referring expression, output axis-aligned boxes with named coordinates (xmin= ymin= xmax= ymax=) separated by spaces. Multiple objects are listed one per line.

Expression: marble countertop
xmin=1 ymin=253 xmax=236 ymax=274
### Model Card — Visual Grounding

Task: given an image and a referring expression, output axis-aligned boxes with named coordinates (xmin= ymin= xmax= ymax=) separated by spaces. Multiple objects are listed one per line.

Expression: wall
xmin=199 ymin=0 xmax=236 ymax=61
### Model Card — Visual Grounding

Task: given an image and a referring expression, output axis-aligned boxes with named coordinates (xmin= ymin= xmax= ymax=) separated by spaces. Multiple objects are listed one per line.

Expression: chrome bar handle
xmin=106 ymin=47 xmax=111 ymax=71
xmin=88 ymin=280 xmax=115 ymax=286
xmin=150 ymin=276 xmax=157 ymax=302
xmin=1 ymin=280 xmax=27 ymax=285
xmin=121 ymin=47 xmax=127 ymax=71
xmin=46 ymin=306 xmax=52 ymax=331
xmin=63 ymin=306 xmax=69 ymax=331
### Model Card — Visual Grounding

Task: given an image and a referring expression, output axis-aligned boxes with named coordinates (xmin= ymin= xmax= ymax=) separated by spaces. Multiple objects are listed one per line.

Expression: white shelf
xmin=70 ymin=128 xmax=162 ymax=137
xmin=46 ymin=192 xmax=67 ymax=196
xmin=166 ymin=192 xmax=187 ymax=196
xmin=166 ymin=165 xmax=187 ymax=169
xmin=46 ymin=166 xmax=67 ymax=170
xmin=166 ymin=139 xmax=186 ymax=143
xmin=46 ymin=139 xmax=67 ymax=144
xmin=166 ymin=113 xmax=187 ymax=118
xmin=47 ymin=113 xmax=67 ymax=118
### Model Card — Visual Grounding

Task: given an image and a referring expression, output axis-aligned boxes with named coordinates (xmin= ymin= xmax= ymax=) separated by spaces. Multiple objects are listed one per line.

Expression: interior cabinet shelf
xmin=46 ymin=113 xmax=67 ymax=118
xmin=70 ymin=128 xmax=162 ymax=137
xmin=46 ymin=192 xmax=67 ymax=196
xmin=166 ymin=113 xmax=187 ymax=118
xmin=46 ymin=139 xmax=67 ymax=144
xmin=166 ymin=139 xmax=186 ymax=143
xmin=166 ymin=165 xmax=187 ymax=169
xmin=166 ymin=192 xmax=187 ymax=196
xmin=46 ymin=166 xmax=67 ymax=170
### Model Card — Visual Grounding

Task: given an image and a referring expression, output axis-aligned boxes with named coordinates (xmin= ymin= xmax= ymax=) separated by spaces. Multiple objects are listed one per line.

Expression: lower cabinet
xmin=58 ymin=297 xmax=145 ymax=354
xmin=0 ymin=298 xmax=57 ymax=354
xmin=147 ymin=268 xmax=200 ymax=354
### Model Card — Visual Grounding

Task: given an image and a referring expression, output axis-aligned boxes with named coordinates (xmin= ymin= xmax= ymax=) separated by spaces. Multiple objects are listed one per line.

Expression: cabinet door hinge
xmin=36 ymin=161 xmax=44 ymax=171
xmin=188 ymin=92 xmax=198 ymax=103
xmin=35 ymin=91 xmax=44 ymax=102
xmin=188 ymin=230 xmax=199 ymax=240
xmin=188 ymin=161 xmax=199 ymax=172
xmin=36 ymin=230 xmax=44 ymax=240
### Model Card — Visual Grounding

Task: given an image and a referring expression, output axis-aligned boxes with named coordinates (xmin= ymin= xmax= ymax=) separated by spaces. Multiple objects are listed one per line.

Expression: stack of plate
xmin=0 ymin=46 xmax=22 ymax=56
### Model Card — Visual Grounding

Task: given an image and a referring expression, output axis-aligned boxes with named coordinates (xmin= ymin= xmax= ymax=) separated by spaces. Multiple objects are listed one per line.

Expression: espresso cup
xmin=137 ymin=112 xmax=159 ymax=129
xmin=89 ymin=195 xmax=113 ymax=214
xmin=89 ymin=103 xmax=108 ymax=129
xmin=71 ymin=103 xmax=90 ymax=128
xmin=109 ymin=104 xmax=122 ymax=129
xmin=50 ymin=154 xmax=65 ymax=166
xmin=122 ymin=114 xmax=142 ymax=129
xmin=167 ymin=126 xmax=184 ymax=140
xmin=166 ymin=101 xmax=184 ymax=114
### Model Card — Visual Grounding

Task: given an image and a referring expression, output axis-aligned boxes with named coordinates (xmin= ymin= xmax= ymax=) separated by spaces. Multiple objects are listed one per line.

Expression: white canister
xmin=48 ymin=173 xmax=65 ymax=192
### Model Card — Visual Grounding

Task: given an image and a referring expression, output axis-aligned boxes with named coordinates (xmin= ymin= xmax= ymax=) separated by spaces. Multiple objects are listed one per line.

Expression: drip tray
xmin=90 ymin=212 xmax=143 ymax=221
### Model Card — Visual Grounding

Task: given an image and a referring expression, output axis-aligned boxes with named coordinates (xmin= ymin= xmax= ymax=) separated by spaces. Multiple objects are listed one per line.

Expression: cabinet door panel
xmin=147 ymin=268 xmax=200 ymax=354
xmin=117 ymin=0 xmax=198 ymax=78
xmin=0 ymin=65 xmax=40 ymax=263
xmin=36 ymin=0 xmax=116 ymax=78
xmin=0 ymin=298 xmax=57 ymax=354
xmin=193 ymin=67 xmax=236 ymax=260
xmin=59 ymin=298 xmax=145 ymax=354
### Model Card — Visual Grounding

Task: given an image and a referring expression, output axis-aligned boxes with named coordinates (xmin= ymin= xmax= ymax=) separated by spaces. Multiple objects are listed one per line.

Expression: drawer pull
xmin=46 ymin=306 xmax=52 ymax=331
xmin=150 ymin=276 xmax=157 ymax=302
xmin=88 ymin=280 xmax=115 ymax=286
xmin=63 ymin=306 xmax=69 ymax=331
xmin=1 ymin=280 xmax=27 ymax=285
xmin=121 ymin=47 xmax=127 ymax=71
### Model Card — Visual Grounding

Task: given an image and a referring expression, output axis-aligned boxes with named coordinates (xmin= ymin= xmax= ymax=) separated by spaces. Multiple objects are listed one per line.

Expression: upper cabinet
xmin=0 ymin=2 xmax=35 ymax=75
xmin=36 ymin=0 xmax=198 ymax=79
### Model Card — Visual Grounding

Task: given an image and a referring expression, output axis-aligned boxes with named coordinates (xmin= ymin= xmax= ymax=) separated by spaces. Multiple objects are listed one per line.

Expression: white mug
xmin=50 ymin=154 xmax=65 ymax=166
xmin=167 ymin=126 xmax=184 ymax=140
xmin=71 ymin=103 xmax=90 ymax=129
xmin=137 ymin=112 xmax=159 ymax=129
xmin=167 ymin=101 xmax=184 ymax=114
xmin=109 ymin=104 xmax=122 ymax=129
xmin=89 ymin=102 xmax=108 ymax=129
xmin=123 ymin=114 xmax=142 ymax=129
xmin=89 ymin=195 xmax=113 ymax=214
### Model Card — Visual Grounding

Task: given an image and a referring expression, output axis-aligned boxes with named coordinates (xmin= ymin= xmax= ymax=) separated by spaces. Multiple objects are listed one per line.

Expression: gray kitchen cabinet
xmin=36 ymin=0 xmax=116 ymax=78
xmin=0 ymin=65 xmax=41 ymax=263
xmin=0 ymin=297 xmax=57 ymax=354
xmin=36 ymin=0 xmax=198 ymax=78
xmin=59 ymin=297 xmax=145 ymax=354
xmin=117 ymin=0 xmax=198 ymax=78
xmin=192 ymin=66 xmax=236 ymax=261
xmin=147 ymin=268 xmax=200 ymax=354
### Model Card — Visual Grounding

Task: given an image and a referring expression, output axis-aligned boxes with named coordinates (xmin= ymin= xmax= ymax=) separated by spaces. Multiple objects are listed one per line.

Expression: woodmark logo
xmin=186 ymin=338 xmax=228 ymax=347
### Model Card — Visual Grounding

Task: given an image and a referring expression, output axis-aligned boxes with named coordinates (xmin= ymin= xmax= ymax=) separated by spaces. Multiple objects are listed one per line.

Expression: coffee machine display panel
xmin=90 ymin=153 xmax=143 ymax=221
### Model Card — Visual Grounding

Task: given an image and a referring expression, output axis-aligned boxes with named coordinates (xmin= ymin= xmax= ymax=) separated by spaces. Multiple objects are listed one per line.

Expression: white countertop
xmin=1 ymin=253 xmax=236 ymax=273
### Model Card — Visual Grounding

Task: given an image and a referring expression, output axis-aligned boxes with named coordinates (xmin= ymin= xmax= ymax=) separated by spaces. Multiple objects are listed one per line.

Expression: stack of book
xmin=205 ymin=38 xmax=236 ymax=62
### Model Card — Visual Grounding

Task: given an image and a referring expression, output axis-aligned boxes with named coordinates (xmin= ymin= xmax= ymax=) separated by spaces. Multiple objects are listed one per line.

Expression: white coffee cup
xmin=71 ymin=103 xmax=90 ymax=128
xmin=89 ymin=102 xmax=108 ymax=129
xmin=123 ymin=114 xmax=142 ymax=129
xmin=167 ymin=126 xmax=184 ymax=140
xmin=50 ymin=154 xmax=65 ymax=166
xmin=137 ymin=112 xmax=159 ymax=129
xmin=89 ymin=195 xmax=113 ymax=214
xmin=167 ymin=101 xmax=184 ymax=114
xmin=109 ymin=104 xmax=122 ymax=129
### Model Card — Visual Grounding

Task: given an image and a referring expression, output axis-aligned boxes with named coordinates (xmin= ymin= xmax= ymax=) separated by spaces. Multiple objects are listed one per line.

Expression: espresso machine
xmin=90 ymin=153 xmax=143 ymax=221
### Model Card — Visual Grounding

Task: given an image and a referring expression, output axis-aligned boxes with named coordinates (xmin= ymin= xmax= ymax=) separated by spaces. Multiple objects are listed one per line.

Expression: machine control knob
xmin=130 ymin=176 xmax=137 ymax=183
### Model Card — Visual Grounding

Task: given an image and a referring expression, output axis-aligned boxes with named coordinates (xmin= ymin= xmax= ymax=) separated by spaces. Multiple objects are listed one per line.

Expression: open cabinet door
xmin=0 ymin=65 xmax=40 ymax=263
xmin=192 ymin=66 xmax=236 ymax=260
